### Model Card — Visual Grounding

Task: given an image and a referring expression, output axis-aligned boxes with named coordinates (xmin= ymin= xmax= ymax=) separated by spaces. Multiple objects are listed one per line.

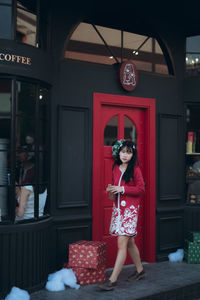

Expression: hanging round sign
xmin=119 ymin=60 xmax=138 ymax=91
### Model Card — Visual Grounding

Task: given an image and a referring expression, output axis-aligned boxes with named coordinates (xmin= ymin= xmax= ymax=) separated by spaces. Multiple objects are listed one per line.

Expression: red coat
xmin=109 ymin=165 xmax=145 ymax=236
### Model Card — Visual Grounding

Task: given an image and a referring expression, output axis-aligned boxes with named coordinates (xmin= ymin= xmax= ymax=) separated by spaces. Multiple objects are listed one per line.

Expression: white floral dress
xmin=109 ymin=165 xmax=145 ymax=236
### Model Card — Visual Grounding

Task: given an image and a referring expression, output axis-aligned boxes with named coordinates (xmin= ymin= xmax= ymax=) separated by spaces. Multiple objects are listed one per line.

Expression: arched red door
xmin=93 ymin=93 xmax=156 ymax=266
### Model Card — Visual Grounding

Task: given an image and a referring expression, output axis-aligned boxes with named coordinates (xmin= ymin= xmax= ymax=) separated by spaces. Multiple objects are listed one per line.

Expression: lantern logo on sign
xmin=119 ymin=61 xmax=138 ymax=91
xmin=123 ymin=63 xmax=136 ymax=87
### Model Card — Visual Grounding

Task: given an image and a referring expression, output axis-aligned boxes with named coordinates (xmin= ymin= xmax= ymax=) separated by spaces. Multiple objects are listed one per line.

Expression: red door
xmin=102 ymin=106 xmax=145 ymax=266
xmin=93 ymin=93 xmax=156 ymax=266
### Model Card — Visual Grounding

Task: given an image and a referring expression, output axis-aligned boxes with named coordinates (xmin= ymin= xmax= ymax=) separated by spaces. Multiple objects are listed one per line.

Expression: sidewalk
xmin=30 ymin=261 xmax=200 ymax=300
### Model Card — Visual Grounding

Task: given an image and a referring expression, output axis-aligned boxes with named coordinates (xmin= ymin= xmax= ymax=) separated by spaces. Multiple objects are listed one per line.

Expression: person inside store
xmin=16 ymin=145 xmax=35 ymax=185
xmin=99 ymin=140 xmax=145 ymax=291
xmin=15 ymin=185 xmax=47 ymax=221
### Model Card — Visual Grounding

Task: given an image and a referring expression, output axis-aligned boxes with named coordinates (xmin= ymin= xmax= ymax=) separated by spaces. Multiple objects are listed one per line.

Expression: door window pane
xmin=124 ymin=116 xmax=137 ymax=143
xmin=104 ymin=115 xmax=118 ymax=145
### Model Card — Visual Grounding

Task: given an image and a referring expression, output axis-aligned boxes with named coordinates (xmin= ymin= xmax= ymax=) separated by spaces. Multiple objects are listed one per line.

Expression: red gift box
xmin=65 ymin=264 xmax=106 ymax=285
xmin=68 ymin=240 xmax=106 ymax=269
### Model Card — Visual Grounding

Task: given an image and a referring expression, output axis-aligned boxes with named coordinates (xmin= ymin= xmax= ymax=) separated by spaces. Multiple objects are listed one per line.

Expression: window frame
xmin=185 ymin=35 xmax=200 ymax=77
xmin=0 ymin=75 xmax=51 ymax=224
xmin=64 ymin=22 xmax=174 ymax=76
xmin=13 ymin=0 xmax=50 ymax=49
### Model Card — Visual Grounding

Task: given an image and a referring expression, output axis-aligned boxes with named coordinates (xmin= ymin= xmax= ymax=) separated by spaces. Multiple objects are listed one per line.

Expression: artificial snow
xmin=168 ymin=249 xmax=184 ymax=262
xmin=5 ymin=287 xmax=30 ymax=300
xmin=45 ymin=268 xmax=80 ymax=291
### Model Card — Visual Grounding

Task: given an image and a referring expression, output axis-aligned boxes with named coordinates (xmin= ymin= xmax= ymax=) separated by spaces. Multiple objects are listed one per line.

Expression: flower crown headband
xmin=112 ymin=139 xmax=136 ymax=159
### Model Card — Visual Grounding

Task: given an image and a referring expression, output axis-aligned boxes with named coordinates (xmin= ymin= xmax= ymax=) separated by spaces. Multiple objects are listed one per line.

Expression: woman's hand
xmin=106 ymin=184 xmax=123 ymax=194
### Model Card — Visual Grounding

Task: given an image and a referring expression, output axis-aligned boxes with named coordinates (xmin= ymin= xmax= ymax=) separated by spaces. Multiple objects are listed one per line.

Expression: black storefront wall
xmin=0 ymin=3 xmax=200 ymax=297
xmin=0 ymin=40 xmax=54 ymax=297
xmin=52 ymin=59 xmax=185 ymax=265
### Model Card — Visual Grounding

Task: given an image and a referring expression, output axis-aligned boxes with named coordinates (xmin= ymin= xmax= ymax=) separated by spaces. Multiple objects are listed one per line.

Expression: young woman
xmin=99 ymin=140 xmax=145 ymax=291
xmin=15 ymin=185 xmax=47 ymax=221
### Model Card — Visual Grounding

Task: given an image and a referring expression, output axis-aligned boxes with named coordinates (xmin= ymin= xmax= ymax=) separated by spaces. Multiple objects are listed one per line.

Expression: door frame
xmin=92 ymin=92 xmax=156 ymax=262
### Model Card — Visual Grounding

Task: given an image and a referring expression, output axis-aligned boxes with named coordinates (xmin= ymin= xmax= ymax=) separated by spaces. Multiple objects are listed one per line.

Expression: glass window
xmin=124 ymin=116 xmax=137 ymax=143
xmin=15 ymin=0 xmax=48 ymax=49
xmin=0 ymin=78 xmax=50 ymax=223
xmin=186 ymin=105 xmax=200 ymax=205
xmin=0 ymin=0 xmax=12 ymax=3
xmin=64 ymin=22 xmax=172 ymax=75
xmin=186 ymin=35 xmax=200 ymax=76
xmin=0 ymin=4 xmax=12 ymax=39
xmin=16 ymin=1 xmax=37 ymax=46
xmin=104 ymin=115 xmax=118 ymax=146
xmin=0 ymin=79 xmax=11 ymax=222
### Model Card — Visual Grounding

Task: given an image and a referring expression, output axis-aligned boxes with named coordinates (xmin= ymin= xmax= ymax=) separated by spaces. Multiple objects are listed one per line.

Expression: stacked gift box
xmin=184 ymin=231 xmax=200 ymax=263
xmin=64 ymin=240 xmax=107 ymax=285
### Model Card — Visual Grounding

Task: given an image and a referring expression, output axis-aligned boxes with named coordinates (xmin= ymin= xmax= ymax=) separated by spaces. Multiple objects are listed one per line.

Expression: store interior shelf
xmin=186 ymin=153 xmax=200 ymax=155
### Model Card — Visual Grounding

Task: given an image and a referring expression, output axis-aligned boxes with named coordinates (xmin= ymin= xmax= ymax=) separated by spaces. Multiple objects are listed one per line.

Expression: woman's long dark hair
xmin=112 ymin=140 xmax=138 ymax=183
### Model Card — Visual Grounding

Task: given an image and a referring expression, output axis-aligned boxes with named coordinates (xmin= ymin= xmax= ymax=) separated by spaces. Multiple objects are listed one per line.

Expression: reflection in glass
xmin=16 ymin=3 xmax=37 ymax=46
xmin=124 ymin=116 xmax=137 ymax=143
xmin=38 ymin=152 xmax=48 ymax=183
xmin=186 ymin=104 xmax=200 ymax=205
xmin=39 ymin=88 xmax=49 ymax=120
xmin=16 ymin=116 xmax=35 ymax=148
xmin=186 ymin=36 xmax=200 ymax=76
xmin=16 ymin=81 xmax=36 ymax=116
xmin=0 ymin=79 xmax=11 ymax=114
xmin=16 ymin=148 xmax=35 ymax=185
xmin=104 ymin=116 xmax=118 ymax=146
xmin=38 ymin=185 xmax=47 ymax=217
xmin=0 ymin=146 xmax=9 ymax=221
xmin=0 ymin=80 xmax=11 ymax=141
xmin=0 ymin=5 xmax=12 ymax=39
xmin=65 ymin=22 xmax=170 ymax=74
xmin=187 ymin=155 xmax=200 ymax=204
xmin=39 ymin=119 xmax=48 ymax=150
xmin=0 ymin=79 xmax=11 ymax=222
